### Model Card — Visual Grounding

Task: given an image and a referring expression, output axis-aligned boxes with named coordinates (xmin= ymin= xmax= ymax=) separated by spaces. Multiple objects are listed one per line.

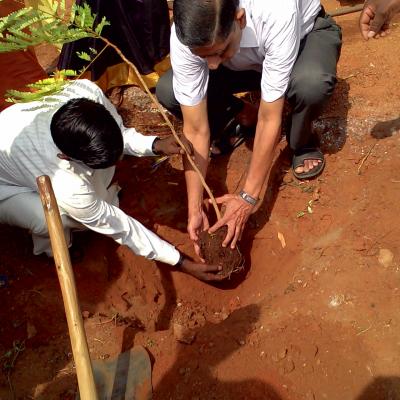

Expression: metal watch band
xmin=239 ymin=190 xmax=258 ymax=206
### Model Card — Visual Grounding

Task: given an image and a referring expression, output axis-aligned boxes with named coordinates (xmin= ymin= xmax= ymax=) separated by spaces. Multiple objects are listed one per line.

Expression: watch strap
xmin=239 ymin=190 xmax=258 ymax=206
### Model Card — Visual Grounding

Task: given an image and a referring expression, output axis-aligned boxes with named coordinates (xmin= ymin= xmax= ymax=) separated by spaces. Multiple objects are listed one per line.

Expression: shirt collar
xmin=54 ymin=150 xmax=94 ymax=177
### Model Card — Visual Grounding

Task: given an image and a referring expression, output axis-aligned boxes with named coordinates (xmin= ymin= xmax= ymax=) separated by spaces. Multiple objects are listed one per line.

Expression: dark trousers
xmin=156 ymin=12 xmax=342 ymax=152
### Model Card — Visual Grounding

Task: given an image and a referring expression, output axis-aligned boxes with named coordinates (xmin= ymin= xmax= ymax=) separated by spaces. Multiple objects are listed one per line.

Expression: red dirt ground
xmin=1 ymin=1 xmax=400 ymax=399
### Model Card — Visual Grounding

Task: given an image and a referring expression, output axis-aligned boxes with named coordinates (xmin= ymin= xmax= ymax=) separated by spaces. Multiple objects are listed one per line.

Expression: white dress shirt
xmin=0 ymin=79 xmax=180 ymax=265
xmin=171 ymin=0 xmax=321 ymax=105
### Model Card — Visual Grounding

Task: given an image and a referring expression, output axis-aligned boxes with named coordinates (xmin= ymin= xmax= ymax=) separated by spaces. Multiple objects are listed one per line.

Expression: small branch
xmin=358 ymin=141 xmax=378 ymax=175
xmin=98 ymin=36 xmax=222 ymax=220
xmin=76 ymin=43 xmax=110 ymax=80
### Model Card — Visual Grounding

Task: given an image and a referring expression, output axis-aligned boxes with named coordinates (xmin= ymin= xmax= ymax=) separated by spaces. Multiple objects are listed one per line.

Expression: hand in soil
xmin=188 ymin=209 xmax=210 ymax=261
xmin=208 ymin=194 xmax=254 ymax=248
xmin=153 ymin=134 xmax=194 ymax=157
xmin=180 ymin=258 xmax=225 ymax=281
xmin=360 ymin=0 xmax=400 ymax=39
xmin=199 ymin=227 xmax=244 ymax=279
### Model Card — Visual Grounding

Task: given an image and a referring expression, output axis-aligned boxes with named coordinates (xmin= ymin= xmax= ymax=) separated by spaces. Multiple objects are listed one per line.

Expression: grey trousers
xmin=156 ymin=11 xmax=342 ymax=152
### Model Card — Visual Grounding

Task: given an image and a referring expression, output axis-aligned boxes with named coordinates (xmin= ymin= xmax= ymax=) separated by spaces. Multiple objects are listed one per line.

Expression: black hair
xmin=50 ymin=98 xmax=123 ymax=169
xmin=174 ymin=0 xmax=239 ymax=47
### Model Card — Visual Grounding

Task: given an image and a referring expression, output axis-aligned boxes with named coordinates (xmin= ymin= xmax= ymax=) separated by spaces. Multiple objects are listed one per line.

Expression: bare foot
xmin=294 ymin=159 xmax=322 ymax=174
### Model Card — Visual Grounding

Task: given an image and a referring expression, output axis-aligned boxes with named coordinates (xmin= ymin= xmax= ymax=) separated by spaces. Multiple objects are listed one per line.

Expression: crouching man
xmin=0 ymin=79 xmax=223 ymax=282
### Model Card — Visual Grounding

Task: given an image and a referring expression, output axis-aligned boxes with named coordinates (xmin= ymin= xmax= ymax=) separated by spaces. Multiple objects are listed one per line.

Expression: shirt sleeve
xmin=71 ymin=79 xmax=158 ymax=157
xmin=260 ymin=10 xmax=300 ymax=103
xmin=54 ymin=176 xmax=180 ymax=265
xmin=170 ymin=24 xmax=209 ymax=106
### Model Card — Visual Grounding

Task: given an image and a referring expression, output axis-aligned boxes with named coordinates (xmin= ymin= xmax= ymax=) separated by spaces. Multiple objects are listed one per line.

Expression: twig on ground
xmin=95 ymin=313 xmax=118 ymax=326
xmin=356 ymin=323 xmax=373 ymax=336
xmin=1 ymin=340 xmax=26 ymax=400
xmin=357 ymin=141 xmax=378 ymax=175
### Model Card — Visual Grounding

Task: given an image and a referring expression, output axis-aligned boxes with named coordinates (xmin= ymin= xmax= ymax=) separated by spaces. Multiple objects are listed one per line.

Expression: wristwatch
xmin=239 ymin=190 xmax=258 ymax=206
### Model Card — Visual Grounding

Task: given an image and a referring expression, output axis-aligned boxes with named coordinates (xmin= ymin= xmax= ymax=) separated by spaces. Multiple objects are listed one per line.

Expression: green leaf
xmin=76 ymin=51 xmax=91 ymax=61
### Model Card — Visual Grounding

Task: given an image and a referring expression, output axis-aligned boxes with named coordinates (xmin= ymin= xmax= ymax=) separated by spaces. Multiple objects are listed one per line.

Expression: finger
xmin=188 ymin=228 xmax=199 ymax=242
xmin=193 ymin=242 xmax=205 ymax=262
xmin=222 ymin=223 xmax=235 ymax=247
xmin=179 ymin=136 xmax=194 ymax=156
xmin=360 ymin=6 xmax=376 ymax=39
xmin=230 ymin=224 xmax=242 ymax=249
xmin=369 ymin=10 xmax=387 ymax=35
xmin=184 ymin=139 xmax=194 ymax=156
xmin=202 ymin=264 xmax=223 ymax=273
xmin=209 ymin=194 xmax=233 ymax=205
xmin=209 ymin=218 xmax=226 ymax=234
xmin=202 ymin=272 xmax=226 ymax=281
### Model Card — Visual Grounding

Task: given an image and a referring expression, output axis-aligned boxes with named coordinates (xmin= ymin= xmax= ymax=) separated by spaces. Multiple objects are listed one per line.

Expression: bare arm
xmin=209 ymin=97 xmax=284 ymax=247
xmin=244 ymin=98 xmax=284 ymax=198
xmin=181 ymin=99 xmax=211 ymax=256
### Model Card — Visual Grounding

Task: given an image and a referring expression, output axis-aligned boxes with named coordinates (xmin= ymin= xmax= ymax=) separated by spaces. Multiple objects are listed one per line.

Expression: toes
xmin=295 ymin=159 xmax=323 ymax=174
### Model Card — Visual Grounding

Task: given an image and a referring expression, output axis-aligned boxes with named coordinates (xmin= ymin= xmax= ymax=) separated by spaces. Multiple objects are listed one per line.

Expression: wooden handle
xmin=36 ymin=175 xmax=98 ymax=400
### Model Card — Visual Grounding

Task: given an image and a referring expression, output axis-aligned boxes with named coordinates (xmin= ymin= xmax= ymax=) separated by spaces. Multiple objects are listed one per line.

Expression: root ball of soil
xmin=199 ymin=226 xmax=244 ymax=279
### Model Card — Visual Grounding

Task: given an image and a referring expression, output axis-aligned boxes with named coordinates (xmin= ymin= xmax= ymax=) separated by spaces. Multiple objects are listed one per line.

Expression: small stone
xmin=278 ymin=348 xmax=288 ymax=360
xmin=305 ymin=391 xmax=316 ymax=400
xmin=378 ymin=249 xmax=394 ymax=268
xmin=280 ymin=358 xmax=295 ymax=374
xmin=173 ymin=323 xmax=196 ymax=344
xmin=82 ymin=310 xmax=90 ymax=319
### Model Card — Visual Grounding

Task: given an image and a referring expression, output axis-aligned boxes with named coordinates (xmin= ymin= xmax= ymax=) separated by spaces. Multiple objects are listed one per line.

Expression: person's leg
xmin=156 ymin=66 xmax=261 ymax=139
xmin=155 ymin=68 xmax=182 ymax=119
xmin=286 ymin=12 xmax=342 ymax=178
xmin=0 ymin=191 xmax=82 ymax=256
xmin=206 ymin=66 xmax=261 ymax=139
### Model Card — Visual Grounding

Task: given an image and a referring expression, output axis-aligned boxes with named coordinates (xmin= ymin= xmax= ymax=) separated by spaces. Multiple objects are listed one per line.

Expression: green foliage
xmin=0 ymin=1 xmax=111 ymax=104
xmin=0 ymin=1 xmax=110 ymax=52
xmin=5 ymin=70 xmax=78 ymax=104
xmin=76 ymin=50 xmax=91 ymax=61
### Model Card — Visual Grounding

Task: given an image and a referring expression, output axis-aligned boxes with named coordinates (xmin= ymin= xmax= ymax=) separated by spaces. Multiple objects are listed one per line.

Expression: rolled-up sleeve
xmin=170 ymin=25 xmax=209 ymax=107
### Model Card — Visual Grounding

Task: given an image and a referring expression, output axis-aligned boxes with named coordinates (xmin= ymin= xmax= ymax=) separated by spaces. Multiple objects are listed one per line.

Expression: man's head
xmin=51 ymin=98 xmax=123 ymax=169
xmin=174 ymin=0 xmax=245 ymax=69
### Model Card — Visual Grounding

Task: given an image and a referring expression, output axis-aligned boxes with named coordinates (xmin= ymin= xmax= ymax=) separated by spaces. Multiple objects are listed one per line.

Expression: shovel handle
xmin=37 ymin=175 xmax=98 ymax=400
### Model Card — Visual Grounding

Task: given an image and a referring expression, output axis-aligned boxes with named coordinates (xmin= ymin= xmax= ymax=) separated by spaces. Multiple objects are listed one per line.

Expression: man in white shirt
xmin=156 ymin=0 xmax=342 ymax=254
xmin=0 ymin=79 xmax=223 ymax=282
